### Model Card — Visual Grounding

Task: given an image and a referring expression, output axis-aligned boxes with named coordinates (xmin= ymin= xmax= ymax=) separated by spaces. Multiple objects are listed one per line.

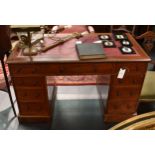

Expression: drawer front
xmin=108 ymin=86 xmax=141 ymax=100
xmin=59 ymin=63 xmax=113 ymax=75
xmin=59 ymin=63 xmax=95 ymax=75
xmin=94 ymin=63 xmax=113 ymax=74
xmin=106 ymin=100 xmax=138 ymax=114
xmin=19 ymin=102 xmax=49 ymax=115
xmin=9 ymin=64 xmax=60 ymax=76
xmin=114 ymin=62 xmax=147 ymax=73
xmin=16 ymin=88 xmax=45 ymax=102
xmin=40 ymin=64 xmax=60 ymax=75
xmin=111 ymin=74 xmax=145 ymax=86
xmin=9 ymin=64 xmax=40 ymax=75
xmin=12 ymin=77 xmax=45 ymax=87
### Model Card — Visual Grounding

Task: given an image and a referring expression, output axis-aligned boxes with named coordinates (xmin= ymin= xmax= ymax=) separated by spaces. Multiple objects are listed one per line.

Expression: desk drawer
xmin=9 ymin=64 xmax=40 ymax=75
xmin=12 ymin=77 xmax=45 ymax=87
xmin=59 ymin=63 xmax=113 ymax=75
xmin=9 ymin=64 xmax=60 ymax=76
xmin=19 ymin=102 xmax=49 ymax=115
xmin=108 ymin=86 xmax=141 ymax=100
xmin=114 ymin=62 xmax=147 ymax=73
xmin=94 ymin=63 xmax=113 ymax=74
xmin=111 ymin=74 xmax=144 ymax=86
xmin=16 ymin=88 xmax=45 ymax=102
xmin=106 ymin=100 xmax=138 ymax=114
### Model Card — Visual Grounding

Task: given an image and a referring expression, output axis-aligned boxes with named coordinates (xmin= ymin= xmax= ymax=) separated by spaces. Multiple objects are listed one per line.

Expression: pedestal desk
xmin=7 ymin=33 xmax=151 ymax=123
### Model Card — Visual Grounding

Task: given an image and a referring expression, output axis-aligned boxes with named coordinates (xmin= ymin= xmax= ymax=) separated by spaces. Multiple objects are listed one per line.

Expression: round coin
xmin=104 ymin=41 xmax=113 ymax=46
xmin=100 ymin=35 xmax=109 ymax=40
xmin=116 ymin=35 xmax=124 ymax=39
xmin=122 ymin=40 xmax=130 ymax=45
xmin=122 ymin=47 xmax=132 ymax=53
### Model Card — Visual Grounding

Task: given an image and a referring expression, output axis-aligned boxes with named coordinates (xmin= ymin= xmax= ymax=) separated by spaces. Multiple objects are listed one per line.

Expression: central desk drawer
xmin=59 ymin=63 xmax=113 ymax=75
xmin=16 ymin=88 xmax=46 ymax=102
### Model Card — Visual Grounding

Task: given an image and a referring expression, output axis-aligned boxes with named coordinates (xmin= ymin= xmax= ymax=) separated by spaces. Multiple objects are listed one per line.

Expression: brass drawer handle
xmin=116 ymin=91 xmax=120 ymax=96
xmin=24 ymin=92 xmax=28 ymax=97
xmin=16 ymin=68 xmax=22 ymax=73
xmin=59 ymin=66 xmax=64 ymax=73
xmin=18 ymin=81 xmax=24 ymax=85
xmin=132 ymin=79 xmax=136 ymax=84
xmin=31 ymin=68 xmax=38 ymax=74
xmin=38 ymin=107 xmax=42 ymax=111
xmin=118 ymin=80 xmax=123 ymax=84
xmin=129 ymin=91 xmax=133 ymax=96
xmin=27 ymin=106 xmax=30 ymax=111
xmin=93 ymin=67 xmax=97 ymax=73
xmin=113 ymin=105 xmax=118 ymax=110
xmin=35 ymin=93 xmax=40 ymax=98
xmin=126 ymin=104 xmax=131 ymax=109
xmin=135 ymin=66 xmax=138 ymax=71
xmin=33 ymin=81 xmax=39 ymax=86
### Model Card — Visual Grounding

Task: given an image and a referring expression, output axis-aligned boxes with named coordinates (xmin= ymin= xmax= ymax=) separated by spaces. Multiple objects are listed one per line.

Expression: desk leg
xmin=0 ymin=59 xmax=17 ymax=116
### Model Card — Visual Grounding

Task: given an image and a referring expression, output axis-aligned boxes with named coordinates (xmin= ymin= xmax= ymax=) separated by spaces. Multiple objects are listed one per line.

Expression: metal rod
xmin=0 ymin=58 xmax=17 ymax=116
xmin=27 ymin=31 xmax=31 ymax=55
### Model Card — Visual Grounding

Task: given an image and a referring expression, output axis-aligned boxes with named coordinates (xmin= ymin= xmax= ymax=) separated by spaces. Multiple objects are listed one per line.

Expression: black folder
xmin=76 ymin=43 xmax=106 ymax=60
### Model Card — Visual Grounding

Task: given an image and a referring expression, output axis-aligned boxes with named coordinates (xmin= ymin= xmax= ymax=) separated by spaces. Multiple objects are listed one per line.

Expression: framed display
xmin=119 ymin=46 xmax=136 ymax=54
xmin=98 ymin=34 xmax=111 ymax=40
xmin=102 ymin=40 xmax=116 ymax=48
xmin=120 ymin=39 xmax=132 ymax=47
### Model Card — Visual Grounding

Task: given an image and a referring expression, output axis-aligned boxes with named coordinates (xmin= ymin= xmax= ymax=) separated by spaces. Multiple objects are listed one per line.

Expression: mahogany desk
xmin=7 ymin=33 xmax=151 ymax=123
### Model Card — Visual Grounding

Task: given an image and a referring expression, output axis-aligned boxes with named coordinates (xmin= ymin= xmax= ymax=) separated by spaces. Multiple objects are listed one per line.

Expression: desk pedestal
xmin=99 ymin=62 xmax=147 ymax=122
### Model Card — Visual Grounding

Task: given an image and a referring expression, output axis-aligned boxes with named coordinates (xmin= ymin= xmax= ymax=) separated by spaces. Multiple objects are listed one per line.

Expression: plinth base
xmin=104 ymin=113 xmax=137 ymax=123
xmin=18 ymin=115 xmax=51 ymax=123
